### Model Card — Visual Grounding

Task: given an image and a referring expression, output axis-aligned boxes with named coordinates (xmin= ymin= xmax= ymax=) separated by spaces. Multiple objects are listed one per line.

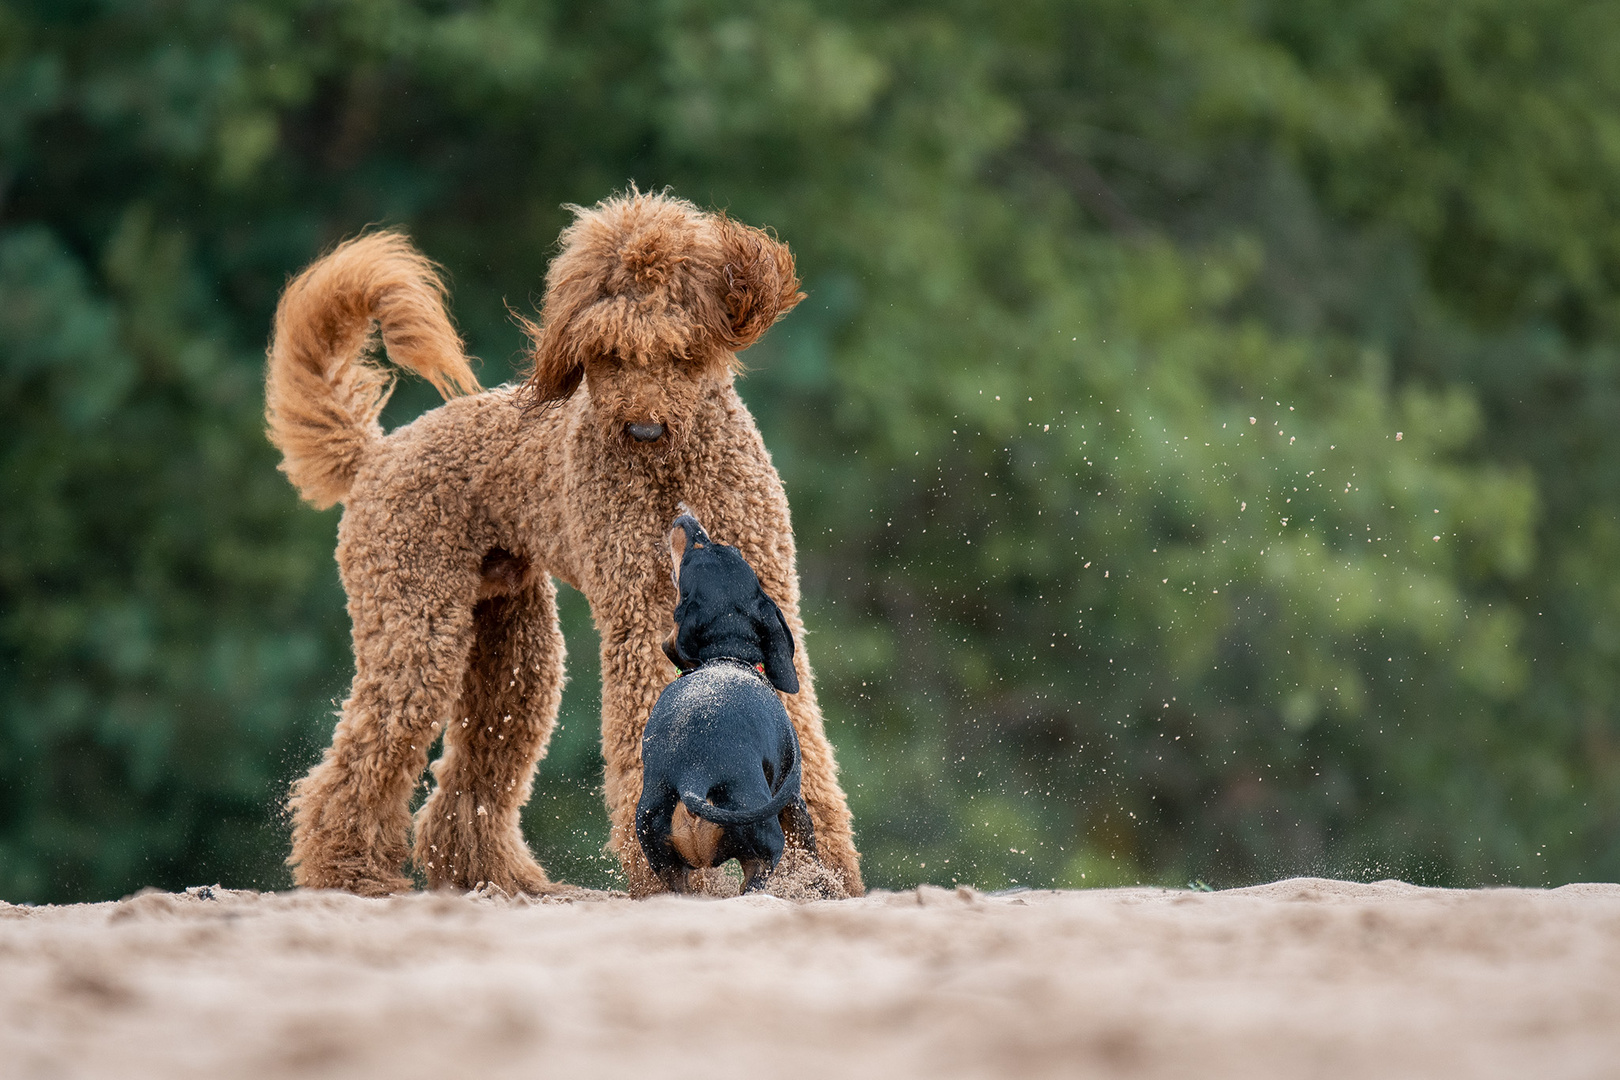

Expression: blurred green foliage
xmin=4 ymin=0 xmax=1620 ymax=901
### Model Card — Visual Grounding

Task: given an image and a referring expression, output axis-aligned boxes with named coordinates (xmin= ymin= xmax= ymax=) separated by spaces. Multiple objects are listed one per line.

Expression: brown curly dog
xmin=265 ymin=190 xmax=861 ymax=898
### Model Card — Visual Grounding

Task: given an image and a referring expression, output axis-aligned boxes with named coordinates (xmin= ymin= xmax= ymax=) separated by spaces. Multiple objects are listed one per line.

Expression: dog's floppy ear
xmin=712 ymin=216 xmax=805 ymax=353
xmin=515 ymin=308 xmax=585 ymax=410
xmin=662 ymin=627 xmax=696 ymax=672
xmin=754 ymin=591 xmax=799 ymax=694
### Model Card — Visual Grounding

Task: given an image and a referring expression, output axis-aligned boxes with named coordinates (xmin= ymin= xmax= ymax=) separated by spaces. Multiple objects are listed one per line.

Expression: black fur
xmin=636 ymin=511 xmax=816 ymax=893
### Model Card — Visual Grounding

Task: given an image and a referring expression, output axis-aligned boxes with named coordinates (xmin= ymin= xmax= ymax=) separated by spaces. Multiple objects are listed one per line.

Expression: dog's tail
xmin=265 ymin=231 xmax=480 ymax=509
xmin=678 ymin=754 xmax=803 ymax=827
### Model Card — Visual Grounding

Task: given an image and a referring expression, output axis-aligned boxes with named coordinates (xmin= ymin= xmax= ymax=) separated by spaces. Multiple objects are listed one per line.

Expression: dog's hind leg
xmin=414 ymin=569 xmax=566 ymax=895
xmin=288 ymin=531 xmax=479 ymax=896
xmin=636 ymin=788 xmax=697 ymax=894
xmin=740 ymin=859 xmax=771 ymax=893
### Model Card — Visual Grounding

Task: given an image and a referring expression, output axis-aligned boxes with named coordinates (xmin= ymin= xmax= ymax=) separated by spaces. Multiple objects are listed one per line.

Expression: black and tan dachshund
xmin=636 ymin=508 xmax=817 ymax=893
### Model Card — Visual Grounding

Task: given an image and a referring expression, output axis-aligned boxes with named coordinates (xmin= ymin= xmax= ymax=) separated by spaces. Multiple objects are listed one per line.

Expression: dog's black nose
xmin=626 ymin=422 xmax=666 ymax=442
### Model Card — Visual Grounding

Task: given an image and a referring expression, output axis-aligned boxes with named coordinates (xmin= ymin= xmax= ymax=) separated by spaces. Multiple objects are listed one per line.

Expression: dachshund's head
xmin=662 ymin=506 xmax=798 ymax=694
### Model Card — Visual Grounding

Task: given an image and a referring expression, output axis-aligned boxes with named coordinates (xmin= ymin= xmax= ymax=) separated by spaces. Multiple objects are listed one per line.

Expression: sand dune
xmin=3 ymin=877 xmax=1618 ymax=1078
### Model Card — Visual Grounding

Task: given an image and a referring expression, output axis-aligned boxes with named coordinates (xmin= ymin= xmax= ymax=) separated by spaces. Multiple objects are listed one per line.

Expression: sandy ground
xmin=2 ymin=878 xmax=1617 ymax=1079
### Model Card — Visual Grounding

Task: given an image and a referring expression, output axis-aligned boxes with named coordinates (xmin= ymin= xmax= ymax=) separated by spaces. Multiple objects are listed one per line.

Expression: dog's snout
xmin=626 ymin=421 xmax=666 ymax=443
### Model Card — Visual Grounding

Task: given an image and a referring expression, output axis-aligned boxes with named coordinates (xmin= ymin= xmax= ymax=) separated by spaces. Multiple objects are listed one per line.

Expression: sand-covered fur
xmin=265 ymin=191 xmax=860 ymax=898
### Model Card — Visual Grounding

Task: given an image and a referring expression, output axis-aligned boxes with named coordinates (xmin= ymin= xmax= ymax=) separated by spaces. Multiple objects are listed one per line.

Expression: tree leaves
xmin=3 ymin=0 xmax=1618 ymax=898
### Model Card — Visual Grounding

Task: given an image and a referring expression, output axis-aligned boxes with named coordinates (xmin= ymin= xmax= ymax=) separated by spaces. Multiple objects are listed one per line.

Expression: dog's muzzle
xmin=626 ymin=422 xmax=666 ymax=443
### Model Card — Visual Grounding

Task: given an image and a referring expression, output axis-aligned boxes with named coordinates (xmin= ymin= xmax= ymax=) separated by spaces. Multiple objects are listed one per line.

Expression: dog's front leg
xmin=597 ymin=631 xmax=676 ymax=897
xmin=781 ymin=798 xmax=818 ymax=857
xmin=715 ymin=495 xmax=864 ymax=897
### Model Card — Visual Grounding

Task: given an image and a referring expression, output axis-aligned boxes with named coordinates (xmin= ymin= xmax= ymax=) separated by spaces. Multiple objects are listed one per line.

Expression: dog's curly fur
xmin=266 ymin=190 xmax=861 ymax=898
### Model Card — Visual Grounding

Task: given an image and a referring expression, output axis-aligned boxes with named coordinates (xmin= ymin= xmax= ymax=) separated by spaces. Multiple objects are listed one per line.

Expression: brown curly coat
xmin=265 ymin=191 xmax=861 ymax=897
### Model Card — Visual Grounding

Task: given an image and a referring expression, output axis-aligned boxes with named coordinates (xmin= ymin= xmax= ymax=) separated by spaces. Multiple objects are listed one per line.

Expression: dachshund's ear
xmin=754 ymin=591 xmax=799 ymax=694
xmin=670 ymin=592 xmax=703 ymax=671
xmin=712 ymin=216 xmax=805 ymax=353
xmin=662 ymin=627 xmax=696 ymax=673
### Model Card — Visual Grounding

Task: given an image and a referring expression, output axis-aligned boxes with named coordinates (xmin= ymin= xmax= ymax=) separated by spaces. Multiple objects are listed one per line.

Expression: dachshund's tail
xmin=265 ymin=230 xmax=479 ymax=510
xmin=679 ymin=754 xmax=802 ymax=827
